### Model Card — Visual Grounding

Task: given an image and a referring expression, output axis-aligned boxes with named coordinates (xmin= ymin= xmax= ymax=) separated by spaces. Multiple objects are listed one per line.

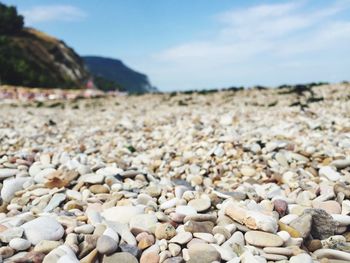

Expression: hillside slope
xmin=83 ymin=56 xmax=157 ymax=93
xmin=0 ymin=28 xmax=90 ymax=89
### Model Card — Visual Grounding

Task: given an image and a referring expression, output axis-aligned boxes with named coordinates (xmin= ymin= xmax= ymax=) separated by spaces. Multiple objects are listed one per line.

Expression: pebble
xmin=188 ymin=198 xmax=211 ymax=212
xmin=34 ymin=240 xmax=62 ymax=253
xmin=44 ymin=193 xmax=66 ymax=212
xmin=97 ymin=235 xmax=118 ymax=255
xmin=319 ymin=166 xmax=341 ymax=181
xmin=0 ymin=246 xmax=14 ymax=259
xmin=273 ymin=199 xmax=288 ymax=217
xmin=1 ymin=177 xmax=30 ymax=202
xmin=289 ymin=253 xmax=313 ymax=263
xmin=226 ymin=202 xmax=278 ymax=233
xmin=22 ymin=217 xmax=64 ymax=245
xmin=169 ymin=232 xmax=193 ymax=244
xmin=240 ymin=166 xmax=256 ymax=177
xmin=313 ymin=248 xmax=350 ymax=261
xmin=80 ymin=173 xmax=104 ymax=184
xmin=160 ymin=198 xmax=178 ymax=210
xmin=103 ymin=252 xmax=138 ymax=263
xmin=317 ymin=200 xmax=342 ymax=214
xmin=307 ymin=239 xmax=322 ymax=252
xmin=306 ymin=209 xmax=337 ymax=239
xmin=9 ymin=238 xmax=31 ymax=251
xmin=0 ymin=226 xmax=24 ymax=243
xmin=262 ymin=247 xmax=293 ymax=256
xmin=332 ymin=214 xmax=350 ymax=226
xmin=245 ymin=231 xmax=283 ymax=247
xmin=169 ymin=243 xmax=181 ymax=256
xmin=89 ymin=184 xmax=109 ymax=194
xmin=137 ymin=233 xmax=155 ymax=249
xmin=184 ymin=214 xmax=217 ymax=223
xmin=193 ymin=232 xmax=215 ymax=242
xmin=175 ymin=205 xmax=197 ymax=216
xmin=211 ymin=244 xmax=236 ymax=261
xmin=188 ymin=243 xmax=221 ymax=263
xmin=0 ymin=168 xmax=18 ymax=178
xmin=155 ymin=223 xmax=177 ymax=240
xmin=120 ymin=244 xmax=141 ymax=258
xmin=140 ymin=252 xmax=159 ymax=263
xmin=184 ymin=220 xmax=214 ymax=233
xmin=331 ymin=159 xmax=350 ymax=169
xmin=74 ymin=224 xmax=95 ymax=234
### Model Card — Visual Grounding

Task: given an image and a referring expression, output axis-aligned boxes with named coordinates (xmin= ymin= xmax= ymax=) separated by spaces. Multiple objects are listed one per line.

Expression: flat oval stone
xmin=34 ymin=240 xmax=62 ymax=254
xmin=188 ymin=243 xmax=221 ymax=263
xmin=74 ymin=224 xmax=95 ymax=234
xmin=103 ymin=252 xmax=138 ymax=263
xmin=240 ymin=166 xmax=256 ymax=177
xmin=263 ymin=247 xmax=293 ymax=256
xmin=315 ymin=200 xmax=341 ymax=214
xmin=289 ymin=253 xmax=313 ymax=263
xmin=331 ymin=159 xmax=350 ymax=169
xmin=319 ymin=166 xmax=341 ymax=181
xmin=313 ymin=248 xmax=350 ymax=261
xmin=184 ymin=214 xmax=217 ymax=223
xmin=160 ymin=198 xmax=178 ymax=210
xmin=9 ymin=238 xmax=31 ymax=251
xmin=188 ymin=199 xmax=211 ymax=212
xmin=169 ymin=232 xmax=193 ymax=245
xmin=331 ymin=214 xmax=350 ymax=226
xmin=245 ymin=231 xmax=283 ymax=247
xmin=80 ymin=173 xmax=104 ymax=184
xmin=176 ymin=205 xmax=197 ymax=216
xmin=0 ymin=168 xmax=18 ymax=178
xmin=22 ymin=217 xmax=64 ymax=245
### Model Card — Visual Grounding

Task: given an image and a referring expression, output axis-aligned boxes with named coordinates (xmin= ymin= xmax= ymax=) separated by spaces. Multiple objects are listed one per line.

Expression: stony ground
xmin=0 ymin=84 xmax=350 ymax=263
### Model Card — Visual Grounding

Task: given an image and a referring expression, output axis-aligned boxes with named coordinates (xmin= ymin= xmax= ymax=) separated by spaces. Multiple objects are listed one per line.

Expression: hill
xmin=0 ymin=28 xmax=90 ymax=89
xmin=0 ymin=2 xmax=90 ymax=89
xmin=83 ymin=56 xmax=157 ymax=93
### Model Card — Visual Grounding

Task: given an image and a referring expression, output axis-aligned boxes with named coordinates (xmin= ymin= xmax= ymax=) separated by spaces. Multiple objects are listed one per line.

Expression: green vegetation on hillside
xmin=0 ymin=2 xmax=23 ymax=34
xmin=0 ymin=2 xmax=55 ymax=87
xmin=0 ymin=36 xmax=64 ymax=87
xmin=0 ymin=2 xmax=89 ymax=88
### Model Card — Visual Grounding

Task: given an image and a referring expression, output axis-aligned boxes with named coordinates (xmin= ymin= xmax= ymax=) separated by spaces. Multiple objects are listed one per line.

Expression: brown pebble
xmin=184 ymin=220 xmax=214 ymax=233
xmin=307 ymin=239 xmax=322 ymax=252
xmin=140 ymin=251 xmax=160 ymax=263
xmin=89 ymin=185 xmax=109 ymax=194
xmin=137 ymin=234 xmax=155 ymax=250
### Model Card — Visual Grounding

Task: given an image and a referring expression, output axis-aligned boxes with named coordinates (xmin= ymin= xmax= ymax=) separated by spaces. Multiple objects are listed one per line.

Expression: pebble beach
xmin=0 ymin=83 xmax=350 ymax=263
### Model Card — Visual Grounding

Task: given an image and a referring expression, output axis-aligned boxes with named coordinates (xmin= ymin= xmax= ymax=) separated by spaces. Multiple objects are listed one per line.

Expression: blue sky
xmin=3 ymin=0 xmax=350 ymax=91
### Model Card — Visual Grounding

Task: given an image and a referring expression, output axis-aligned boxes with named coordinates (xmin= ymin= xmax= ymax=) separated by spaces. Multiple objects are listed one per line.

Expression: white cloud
xmin=22 ymin=5 xmax=87 ymax=24
xmin=145 ymin=1 xmax=350 ymax=90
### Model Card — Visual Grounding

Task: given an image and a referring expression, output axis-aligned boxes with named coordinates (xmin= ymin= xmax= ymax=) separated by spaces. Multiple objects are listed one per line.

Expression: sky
xmin=3 ymin=0 xmax=350 ymax=91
